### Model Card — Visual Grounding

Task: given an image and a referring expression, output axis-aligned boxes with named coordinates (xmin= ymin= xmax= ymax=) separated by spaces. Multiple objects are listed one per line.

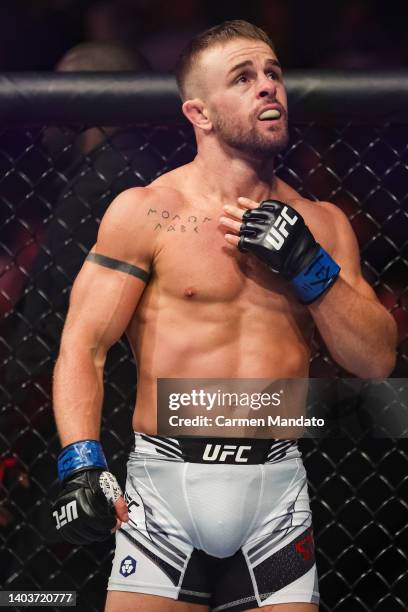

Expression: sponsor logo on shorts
xmin=120 ymin=555 xmax=137 ymax=577
xmin=202 ymin=443 xmax=252 ymax=463
xmin=53 ymin=500 xmax=78 ymax=529
xmin=266 ymin=206 xmax=298 ymax=250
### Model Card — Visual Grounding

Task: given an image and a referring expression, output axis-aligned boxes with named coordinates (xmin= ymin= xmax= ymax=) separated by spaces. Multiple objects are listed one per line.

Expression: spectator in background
xmin=56 ymin=39 xmax=151 ymax=72
xmin=43 ymin=41 xmax=150 ymax=159
xmin=2 ymin=41 xmax=163 ymax=593
xmin=81 ymin=0 xmax=146 ymax=62
xmin=8 ymin=40 xmax=154 ymax=380
xmin=82 ymin=0 xmax=207 ymax=72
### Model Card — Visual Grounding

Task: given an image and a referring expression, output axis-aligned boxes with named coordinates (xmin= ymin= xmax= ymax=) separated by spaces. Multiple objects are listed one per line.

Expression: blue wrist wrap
xmin=57 ymin=439 xmax=108 ymax=482
xmin=290 ymin=246 xmax=340 ymax=304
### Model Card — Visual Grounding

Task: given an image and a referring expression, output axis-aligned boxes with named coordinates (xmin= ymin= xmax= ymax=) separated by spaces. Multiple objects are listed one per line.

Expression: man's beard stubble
xmin=212 ymin=109 xmax=289 ymax=158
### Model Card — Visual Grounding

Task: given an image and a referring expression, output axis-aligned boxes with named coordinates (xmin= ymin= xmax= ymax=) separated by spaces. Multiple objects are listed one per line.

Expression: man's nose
xmin=257 ymin=75 xmax=277 ymax=99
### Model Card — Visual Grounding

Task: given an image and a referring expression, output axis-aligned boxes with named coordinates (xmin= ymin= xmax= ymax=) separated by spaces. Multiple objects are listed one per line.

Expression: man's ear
xmin=182 ymin=99 xmax=212 ymax=131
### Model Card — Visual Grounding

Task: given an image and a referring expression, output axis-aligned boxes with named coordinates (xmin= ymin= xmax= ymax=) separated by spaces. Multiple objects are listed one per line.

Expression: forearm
xmin=53 ymin=342 xmax=105 ymax=446
xmin=309 ymin=277 xmax=397 ymax=377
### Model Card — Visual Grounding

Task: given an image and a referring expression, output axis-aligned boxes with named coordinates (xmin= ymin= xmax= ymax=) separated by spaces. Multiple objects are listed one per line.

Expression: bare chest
xmin=153 ymin=216 xmax=301 ymax=310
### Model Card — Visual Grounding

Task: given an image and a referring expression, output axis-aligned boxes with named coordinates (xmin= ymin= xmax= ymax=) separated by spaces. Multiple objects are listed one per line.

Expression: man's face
xmin=198 ymin=37 xmax=289 ymax=158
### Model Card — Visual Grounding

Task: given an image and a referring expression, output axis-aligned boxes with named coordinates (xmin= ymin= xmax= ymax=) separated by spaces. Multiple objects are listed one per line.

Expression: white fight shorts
xmin=107 ymin=434 xmax=319 ymax=610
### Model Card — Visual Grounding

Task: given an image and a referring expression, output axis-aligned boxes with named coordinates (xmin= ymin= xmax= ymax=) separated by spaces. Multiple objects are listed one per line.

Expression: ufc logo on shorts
xmin=202 ymin=444 xmax=252 ymax=463
xmin=266 ymin=206 xmax=298 ymax=250
xmin=53 ymin=500 xmax=78 ymax=529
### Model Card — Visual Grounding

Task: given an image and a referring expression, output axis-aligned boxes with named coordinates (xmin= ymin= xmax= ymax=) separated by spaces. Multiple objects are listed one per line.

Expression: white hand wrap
xmin=99 ymin=471 xmax=123 ymax=505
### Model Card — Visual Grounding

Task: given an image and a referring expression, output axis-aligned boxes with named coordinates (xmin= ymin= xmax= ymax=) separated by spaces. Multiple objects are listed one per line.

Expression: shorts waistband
xmin=133 ymin=433 xmax=298 ymax=465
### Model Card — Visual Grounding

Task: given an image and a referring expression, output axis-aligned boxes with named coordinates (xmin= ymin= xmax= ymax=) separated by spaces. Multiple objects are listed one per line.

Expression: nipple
xmin=184 ymin=287 xmax=196 ymax=298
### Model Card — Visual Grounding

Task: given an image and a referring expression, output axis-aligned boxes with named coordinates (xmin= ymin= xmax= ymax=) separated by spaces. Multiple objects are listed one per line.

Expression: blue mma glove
xmin=238 ymin=200 xmax=340 ymax=304
xmin=52 ymin=440 xmax=122 ymax=544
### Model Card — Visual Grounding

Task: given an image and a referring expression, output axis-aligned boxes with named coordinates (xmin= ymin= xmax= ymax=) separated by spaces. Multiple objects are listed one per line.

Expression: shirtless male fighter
xmin=52 ymin=20 xmax=397 ymax=612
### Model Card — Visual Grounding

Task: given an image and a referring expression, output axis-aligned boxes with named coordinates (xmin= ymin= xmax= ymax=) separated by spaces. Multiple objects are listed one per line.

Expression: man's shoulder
xmin=276 ymin=178 xmax=346 ymax=224
xmin=95 ymin=178 xmax=190 ymax=258
xmin=149 ymin=165 xmax=192 ymax=198
xmin=288 ymin=196 xmax=348 ymax=226
xmin=102 ymin=182 xmax=185 ymax=223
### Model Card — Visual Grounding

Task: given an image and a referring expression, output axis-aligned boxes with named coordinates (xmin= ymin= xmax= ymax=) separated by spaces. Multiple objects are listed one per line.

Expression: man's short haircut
xmin=175 ymin=19 xmax=276 ymax=100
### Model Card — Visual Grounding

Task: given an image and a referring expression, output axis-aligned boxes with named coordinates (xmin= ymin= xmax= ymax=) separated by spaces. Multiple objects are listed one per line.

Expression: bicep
xmin=62 ymin=261 xmax=147 ymax=353
xmin=61 ymin=187 xmax=156 ymax=351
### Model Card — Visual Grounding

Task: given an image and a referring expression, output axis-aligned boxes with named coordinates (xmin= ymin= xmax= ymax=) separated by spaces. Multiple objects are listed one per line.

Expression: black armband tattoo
xmin=86 ymin=252 xmax=150 ymax=283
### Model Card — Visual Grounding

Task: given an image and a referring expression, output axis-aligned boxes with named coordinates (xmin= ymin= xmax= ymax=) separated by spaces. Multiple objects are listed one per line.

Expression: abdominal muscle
xmin=128 ymin=293 xmax=313 ymax=435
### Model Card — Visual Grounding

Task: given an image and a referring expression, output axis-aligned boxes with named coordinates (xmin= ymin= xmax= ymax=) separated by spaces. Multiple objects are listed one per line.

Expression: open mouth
xmin=258 ymin=109 xmax=282 ymax=122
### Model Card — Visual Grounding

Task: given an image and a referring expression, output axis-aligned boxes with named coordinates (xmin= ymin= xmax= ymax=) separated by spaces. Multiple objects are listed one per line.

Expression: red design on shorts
xmin=295 ymin=530 xmax=314 ymax=562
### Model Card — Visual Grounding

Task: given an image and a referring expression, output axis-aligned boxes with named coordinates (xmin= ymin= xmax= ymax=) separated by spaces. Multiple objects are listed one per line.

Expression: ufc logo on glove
xmin=239 ymin=200 xmax=340 ymax=304
xmin=265 ymin=205 xmax=298 ymax=250
xmin=53 ymin=500 xmax=78 ymax=529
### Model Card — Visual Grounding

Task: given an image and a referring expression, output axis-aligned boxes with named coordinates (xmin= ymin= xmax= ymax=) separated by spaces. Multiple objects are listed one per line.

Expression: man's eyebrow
xmin=227 ymin=58 xmax=282 ymax=76
xmin=265 ymin=59 xmax=282 ymax=70
xmin=227 ymin=60 xmax=252 ymax=75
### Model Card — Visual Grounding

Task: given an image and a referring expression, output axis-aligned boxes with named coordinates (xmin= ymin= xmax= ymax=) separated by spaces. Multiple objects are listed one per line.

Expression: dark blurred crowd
xmin=0 ymin=0 xmax=407 ymax=72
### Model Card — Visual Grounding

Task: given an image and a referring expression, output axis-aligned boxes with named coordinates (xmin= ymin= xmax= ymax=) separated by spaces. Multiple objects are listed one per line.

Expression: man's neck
xmin=191 ymin=144 xmax=279 ymax=206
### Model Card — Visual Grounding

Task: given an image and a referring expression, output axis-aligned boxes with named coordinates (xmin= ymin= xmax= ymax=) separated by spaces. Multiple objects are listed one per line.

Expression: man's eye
xmin=236 ymin=74 xmax=248 ymax=83
xmin=267 ymin=71 xmax=278 ymax=80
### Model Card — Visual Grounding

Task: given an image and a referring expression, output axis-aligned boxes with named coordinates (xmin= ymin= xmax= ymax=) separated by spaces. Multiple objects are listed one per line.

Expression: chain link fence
xmin=0 ymin=74 xmax=407 ymax=611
